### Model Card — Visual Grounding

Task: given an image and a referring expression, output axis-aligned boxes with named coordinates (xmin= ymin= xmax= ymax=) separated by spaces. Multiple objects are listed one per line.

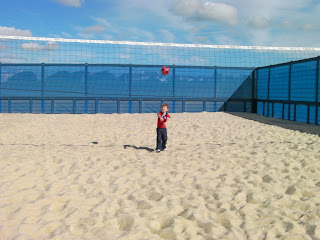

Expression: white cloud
xmin=91 ymin=17 xmax=112 ymax=28
xmin=193 ymin=36 xmax=209 ymax=43
xmin=0 ymin=26 xmax=32 ymax=37
xmin=221 ymin=0 xmax=319 ymax=47
xmin=247 ymin=29 xmax=273 ymax=47
xmin=214 ymin=34 xmax=239 ymax=45
xmin=62 ymin=32 xmax=72 ymax=38
xmin=171 ymin=0 xmax=238 ymax=26
xmin=78 ymin=24 xmax=106 ymax=39
xmin=231 ymin=0 xmax=313 ymax=18
xmin=300 ymin=23 xmax=317 ymax=31
xmin=52 ymin=0 xmax=84 ymax=7
xmin=49 ymin=32 xmax=72 ymax=38
xmin=281 ymin=20 xmax=295 ymax=30
xmin=83 ymin=25 xmax=106 ymax=34
xmin=171 ymin=0 xmax=202 ymax=17
xmin=248 ymin=16 xmax=272 ymax=29
xmin=159 ymin=29 xmax=176 ymax=43
xmin=21 ymin=42 xmax=60 ymax=51
xmin=280 ymin=20 xmax=318 ymax=32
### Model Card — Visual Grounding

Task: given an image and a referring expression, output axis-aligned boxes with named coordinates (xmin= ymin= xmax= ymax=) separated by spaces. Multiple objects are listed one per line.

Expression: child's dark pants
xmin=156 ymin=128 xmax=167 ymax=150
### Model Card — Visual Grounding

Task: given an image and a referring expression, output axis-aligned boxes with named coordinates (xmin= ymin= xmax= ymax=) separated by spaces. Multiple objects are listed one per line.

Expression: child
xmin=156 ymin=103 xmax=171 ymax=153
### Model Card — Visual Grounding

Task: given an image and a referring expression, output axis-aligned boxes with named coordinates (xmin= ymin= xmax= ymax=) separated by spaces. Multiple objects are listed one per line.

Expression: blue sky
xmin=0 ymin=0 xmax=320 ymax=47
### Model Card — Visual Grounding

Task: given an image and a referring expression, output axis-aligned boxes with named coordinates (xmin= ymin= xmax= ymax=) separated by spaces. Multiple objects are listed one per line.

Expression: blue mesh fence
xmin=1 ymin=36 xmax=320 ymax=126
xmin=256 ymin=57 xmax=319 ymax=125
xmin=0 ymin=64 xmax=254 ymax=114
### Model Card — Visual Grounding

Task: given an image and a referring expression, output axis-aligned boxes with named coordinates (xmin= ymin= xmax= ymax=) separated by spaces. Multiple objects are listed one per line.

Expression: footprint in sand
xmin=49 ymin=202 xmax=68 ymax=212
xmin=137 ymin=200 xmax=152 ymax=210
xmin=69 ymin=223 xmax=87 ymax=235
xmin=146 ymin=191 xmax=163 ymax=201
xmin=117 ymin=215 xmax=135 ymax=231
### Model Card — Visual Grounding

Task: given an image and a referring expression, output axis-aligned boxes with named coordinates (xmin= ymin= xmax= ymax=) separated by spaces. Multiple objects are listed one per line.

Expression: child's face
xmin=161 ymin=106 xmax=168 ymax=112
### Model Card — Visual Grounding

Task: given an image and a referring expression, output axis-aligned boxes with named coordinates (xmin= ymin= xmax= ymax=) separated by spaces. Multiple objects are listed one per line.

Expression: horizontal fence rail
xmin=0 ymin=97 xmax=252 ymax=114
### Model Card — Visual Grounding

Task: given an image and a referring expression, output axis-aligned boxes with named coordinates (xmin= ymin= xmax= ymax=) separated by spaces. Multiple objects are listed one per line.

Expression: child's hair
xmin=161 ymin=103 xmax=169 ymax=109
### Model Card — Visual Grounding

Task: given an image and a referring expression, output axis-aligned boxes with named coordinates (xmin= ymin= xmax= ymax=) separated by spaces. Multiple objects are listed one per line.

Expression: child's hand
xmin=157 ymin=113 xmax=163 ymax=121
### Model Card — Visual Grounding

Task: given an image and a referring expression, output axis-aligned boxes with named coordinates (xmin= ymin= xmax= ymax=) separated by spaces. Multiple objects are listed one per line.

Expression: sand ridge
xmin=0 ymin=112 xmax=320 ymax=240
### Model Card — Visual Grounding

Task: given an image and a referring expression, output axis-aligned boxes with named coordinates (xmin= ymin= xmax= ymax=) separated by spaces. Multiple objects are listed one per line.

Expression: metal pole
xmin=182 ymin=99 xmax=185 ymax=112
xmin=214 ymin=66 xmax=217 ymax=112
xmin=41 ymin=63 xmax=44 ymax=113
xmin=139 ymin=98 xmax=142 ymax=113
xmin=0 ymin=63 xmax=1 ymax=113
xmin=315 ymin=58 xmax=319 ymax=125
xmin=129 ymin=64 xmax=132 ymax=113
xmin=51 ymin=99 xmax=54 ymax=113
xmin=172 ymin=65 xmax=175 ymax=113
xmin=288 ymin=63 xmax=292 ymax=120
xmin=8 ymin=98 xmax=11 ymax=113
xmin=95 ymin=99 xmax=98 ymax=113
xmin=117 ymin=98 xmax=120 ymax=114
xmin=272 ymin=102 xmax=274 ymax=117
xmin=73 ymin=98 xmax=76 ymax=114
xmin=30 ymin=99 xmax=32 ymax=113
xmin=267 ymin=68 xmax=270 ymax=117
xmin=85 ymin=63 xmax=88 ymax=113
xmin=252 ymin=69 xmax=257 ymax=113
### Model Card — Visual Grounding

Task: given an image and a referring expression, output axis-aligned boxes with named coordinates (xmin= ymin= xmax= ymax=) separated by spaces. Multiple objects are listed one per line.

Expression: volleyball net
xmin=0 ymin=35 xmax=319 ymax=114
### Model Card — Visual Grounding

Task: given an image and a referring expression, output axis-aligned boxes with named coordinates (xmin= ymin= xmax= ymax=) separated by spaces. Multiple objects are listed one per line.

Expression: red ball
xmin=161 ymin=66 xmax=170 ymax=75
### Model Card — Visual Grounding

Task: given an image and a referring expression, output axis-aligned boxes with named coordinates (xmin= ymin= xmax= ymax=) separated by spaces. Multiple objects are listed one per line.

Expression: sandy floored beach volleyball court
xmin=0 ymin=112 xmax=320 ymax=240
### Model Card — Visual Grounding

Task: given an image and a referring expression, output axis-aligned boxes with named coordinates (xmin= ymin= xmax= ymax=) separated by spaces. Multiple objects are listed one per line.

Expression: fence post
xmin=0 ymin=63 xmax=1 ymax=113
xmin=129 ymin=64 xmax=132 ymax=113
xmin=214 ymin=66 xmax=217 ymax=112
xmin=85 ymin=63 xmax=88 ymax=114
xmin=41 ymin=63 xmax=45 ymax=113
xmin=203 ymin=100 xmax=207 ymax=112
xmin=139 ymin=98 xmax=142 ymax=113
xmin=252 ymin=69 xmax=257 ymax=113
xmin=316 ymin=57 xmax=319 ymax=125
xmin=117 ymin=98 xmax=120 ymax=114
xmin=73 ymin=98 xmax=76 ymax=114
xmin=8 ymin=98 xmax=11 ymax=113
xmin=182 ymin=99 xmax=185 ymax=112
xmin=172 ymin=65 xmax=175 ymax=113
xmin=267 ymin=68 xmax=270 ymax=117
xmin=95 ymin=99 xmax=98 ymax=113
xmin=288 ymin=62 xmax=292 ymax=120
xmin=51 ymin=99 xmax=54 ymax=113
xmin=272 ymin=102 xmax=274 ymax=117
xmin=30 ymin=99 xmax=32 ymax=113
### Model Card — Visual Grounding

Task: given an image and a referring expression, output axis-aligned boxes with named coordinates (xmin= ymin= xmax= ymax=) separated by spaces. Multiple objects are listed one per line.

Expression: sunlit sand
xmin=0 ymin=112 xmax=319 ymax=240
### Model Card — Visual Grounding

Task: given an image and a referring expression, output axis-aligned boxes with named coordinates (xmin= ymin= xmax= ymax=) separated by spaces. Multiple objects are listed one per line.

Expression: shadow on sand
xmin=123 ymin=145 xmax=155 ymax=152
xmin=226 ymin=112 xmax=320 ymax=137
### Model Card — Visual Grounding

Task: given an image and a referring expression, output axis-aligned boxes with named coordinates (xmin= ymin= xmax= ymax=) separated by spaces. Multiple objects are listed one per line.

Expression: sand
xmin=0 ymin=112 xmax=320 ymax=240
